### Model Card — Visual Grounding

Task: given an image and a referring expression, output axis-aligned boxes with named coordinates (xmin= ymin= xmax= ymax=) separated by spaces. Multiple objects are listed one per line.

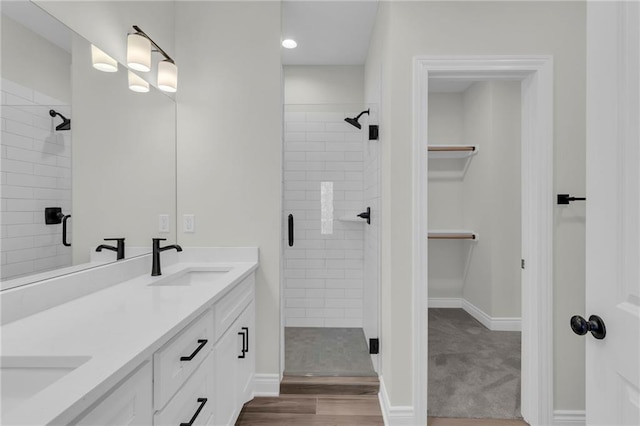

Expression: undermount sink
xmin=149 ymin=267 xmax=232 ymax=286
xmin=1 ymin=355 xmax=91 ymax=414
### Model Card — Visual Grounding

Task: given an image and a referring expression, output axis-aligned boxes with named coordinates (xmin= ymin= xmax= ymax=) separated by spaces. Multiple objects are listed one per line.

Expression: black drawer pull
xmin=242 ymin=327 xmax=249 ymax=353
xmin=180 ymin=339 xmax=208 ymax=361
xmin=238 ymin=330 xmax=246 ymax=359
xmin=180 ymin=397 xmax=207 ymax=426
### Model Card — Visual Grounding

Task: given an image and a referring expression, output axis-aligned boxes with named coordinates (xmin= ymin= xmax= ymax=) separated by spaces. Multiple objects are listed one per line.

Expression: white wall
xmin=1 ymin=15 xmax=73 ymax=279
xmin=284 ymin=66 xmax=364 ymax=105
xmin=366 ymin=0 xmax=586 ymax=412
xmin=174 ymin=1 xmax=282 ymax=377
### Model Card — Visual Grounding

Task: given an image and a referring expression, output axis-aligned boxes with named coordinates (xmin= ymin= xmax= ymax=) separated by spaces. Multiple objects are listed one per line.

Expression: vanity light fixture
xmin=282 ymin=39 xmax=297 ymax=49
xmin=127 ymin=25 xmax=178 ymax=92
xmin=128 ymin=70 xmax=150 ymax=93
xmin=91 ymin=45 xmax=118 ymax=72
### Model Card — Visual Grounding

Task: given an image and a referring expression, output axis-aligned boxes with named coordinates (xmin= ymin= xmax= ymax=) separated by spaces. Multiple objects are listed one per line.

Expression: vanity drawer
xmin=154 ymin=309 xmax=214 ymax=410
xmin=154 ymin=351 xmax=214 ymax=426
xmin=214 ymin=274 xmax=255 ymax=341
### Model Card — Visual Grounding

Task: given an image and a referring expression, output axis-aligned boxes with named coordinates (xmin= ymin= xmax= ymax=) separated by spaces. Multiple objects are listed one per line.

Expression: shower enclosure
xmin=282 ymin=103 xmax=380 ymax=378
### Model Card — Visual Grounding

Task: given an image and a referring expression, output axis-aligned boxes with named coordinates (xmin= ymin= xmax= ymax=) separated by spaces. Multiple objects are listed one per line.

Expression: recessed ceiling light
xmin=282 ymin=39 xmax=297 ymax=49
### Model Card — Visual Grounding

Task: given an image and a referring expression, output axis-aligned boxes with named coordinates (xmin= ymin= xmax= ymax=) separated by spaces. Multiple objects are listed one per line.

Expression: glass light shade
xmin=127 ymin=33 xmax=151 ymax=72
xmin=128 ymin=71 xmax=149 ymax=93
xmin=282 ymin=39 xmax=297 ymax=49
xmin=91 ymin=45 xmax=118 ymax=72
xmin=157 ymin=60 xmax=178 ymax=93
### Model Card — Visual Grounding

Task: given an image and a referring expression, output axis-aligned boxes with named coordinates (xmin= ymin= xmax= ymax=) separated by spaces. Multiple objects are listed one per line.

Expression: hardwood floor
xmin=236 ymin=395 xmax=384 ymax=425
xmin=280 ymin=375 xmax=380 ymax=395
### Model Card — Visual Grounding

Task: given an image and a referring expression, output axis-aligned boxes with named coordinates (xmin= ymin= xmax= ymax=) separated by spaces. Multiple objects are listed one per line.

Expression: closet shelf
xmin=428 ymin=145 xmax=478 ymax=159
xmin=428 ymin=230 xmax=478 ymax=240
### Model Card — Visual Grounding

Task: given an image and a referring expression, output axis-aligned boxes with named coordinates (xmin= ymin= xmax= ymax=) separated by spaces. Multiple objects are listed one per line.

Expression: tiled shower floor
xmin=284 ymin=327 xmax=377 ymax=377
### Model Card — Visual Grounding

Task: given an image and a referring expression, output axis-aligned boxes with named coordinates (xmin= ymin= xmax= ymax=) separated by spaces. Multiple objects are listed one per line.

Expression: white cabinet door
xmin=236 ymin=301 xmax=255 ymax=406
xmin=213 ymin=320 xmax=241 ymax=426
xmin=72 ymin=362 xmax=152 ymax=426
xmin=585 ymin=1 xmax=640 ymax=424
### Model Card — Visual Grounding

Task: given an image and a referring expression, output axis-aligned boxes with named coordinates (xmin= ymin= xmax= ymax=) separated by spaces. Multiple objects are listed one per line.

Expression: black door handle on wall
xmin=288 ymin=214 xmax=294 ymax=247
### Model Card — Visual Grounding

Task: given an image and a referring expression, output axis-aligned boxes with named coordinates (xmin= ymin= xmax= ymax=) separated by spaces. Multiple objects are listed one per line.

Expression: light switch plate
xmin=183 ymin=214 xmax=195 ymax=233
xmin=158 ymin=214 xmax=170 ymax=233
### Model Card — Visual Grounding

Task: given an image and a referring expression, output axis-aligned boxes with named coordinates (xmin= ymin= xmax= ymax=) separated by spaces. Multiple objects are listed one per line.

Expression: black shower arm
xmin=49 ymin=110 xmax=69 ymax=121
xmin=354 ymin=109 xmax=370 ymax=120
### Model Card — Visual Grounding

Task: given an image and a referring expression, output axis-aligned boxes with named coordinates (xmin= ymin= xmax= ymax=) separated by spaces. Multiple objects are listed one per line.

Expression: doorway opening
xmin=413 ymin=57 xmax=554 ymax=426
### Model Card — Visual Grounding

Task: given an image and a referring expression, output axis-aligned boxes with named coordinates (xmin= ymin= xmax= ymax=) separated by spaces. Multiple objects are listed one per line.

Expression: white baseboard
xmin=252 ymin=373 xmax=280 ymax=397
xmin=428 ymin=297 xmax=463 ymax=308
xmin=553 ymin=410 xmax=586 ymax=425
xmin=429 ymin=297 xmax=521 ymax=331
xmin=379 ymin=377 xmax=415 ymax=426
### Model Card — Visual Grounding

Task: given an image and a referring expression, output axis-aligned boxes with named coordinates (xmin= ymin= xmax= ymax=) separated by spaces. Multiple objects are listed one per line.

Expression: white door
xmin=585 ymin=1 xmax=640 ymax=424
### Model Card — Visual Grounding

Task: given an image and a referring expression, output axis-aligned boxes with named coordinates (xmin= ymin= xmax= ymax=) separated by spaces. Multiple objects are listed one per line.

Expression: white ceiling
xmin=281 ymin=1 xmax=379 ymax=65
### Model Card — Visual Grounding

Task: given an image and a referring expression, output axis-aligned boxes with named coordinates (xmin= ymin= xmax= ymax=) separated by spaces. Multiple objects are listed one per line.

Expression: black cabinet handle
xmin=242 ymin=327 xmax=249 ymax=353
xmin=288 ymin=214 xmax=294 ymax=247
xmin=179 ymin=398 xmax=207 ymax=426
xmin=238 ymin=330 xmax=246 ymax=359
xmin=180 ymin=339 xmax=208 ymax=361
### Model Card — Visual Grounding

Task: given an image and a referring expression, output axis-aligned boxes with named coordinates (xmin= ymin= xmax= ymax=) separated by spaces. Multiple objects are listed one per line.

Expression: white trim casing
xmin=252 ymin=373 xmax=280 ymax=397
xmin=379 ymin=377 xmax=415 ymax=426
xmin=413 ymin=56 xmax=554 ymax=426
xmin=553 ymin=410 xmax=586 ymax=426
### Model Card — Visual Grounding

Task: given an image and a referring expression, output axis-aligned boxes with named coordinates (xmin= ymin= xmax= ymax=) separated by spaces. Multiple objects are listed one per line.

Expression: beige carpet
xmin=428 ymin=308 xmax=522 ymax=419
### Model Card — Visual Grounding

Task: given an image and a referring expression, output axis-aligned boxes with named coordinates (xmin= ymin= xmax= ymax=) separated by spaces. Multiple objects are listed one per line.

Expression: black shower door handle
xmin=61 ymin=214 xmax=71 ymax=247
xmin=288 ymin=214 xmax=294 ymax=247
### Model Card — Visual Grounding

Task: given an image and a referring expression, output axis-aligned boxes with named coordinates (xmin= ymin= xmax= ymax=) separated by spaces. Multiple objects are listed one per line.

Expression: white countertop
xmin=1 ymin=248 xmax=258 ymax=425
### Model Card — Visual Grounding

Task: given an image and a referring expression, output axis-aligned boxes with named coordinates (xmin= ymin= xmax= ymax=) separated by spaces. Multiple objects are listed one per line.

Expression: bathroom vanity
xmin=0 ymin=248 xmax=258 ymax=425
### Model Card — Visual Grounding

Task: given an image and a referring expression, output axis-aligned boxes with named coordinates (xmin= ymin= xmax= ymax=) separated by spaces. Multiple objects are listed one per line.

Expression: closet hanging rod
xmin=428 ymin=232 xmax=477 ymax=240
xmin=428 ymin=146 xmax=476 ymax=152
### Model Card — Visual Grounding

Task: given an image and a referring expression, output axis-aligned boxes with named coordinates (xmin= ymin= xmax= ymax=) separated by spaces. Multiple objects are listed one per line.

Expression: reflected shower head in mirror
xmin=344 ymin=109 xmax=370 ymax=130
xmin=49 ymin=110 xmax=71 ymax=131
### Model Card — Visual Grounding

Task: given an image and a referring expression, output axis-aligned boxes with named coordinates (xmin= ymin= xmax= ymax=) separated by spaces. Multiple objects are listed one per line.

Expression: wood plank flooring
xmin=280 ymin=375 xmax=379 ymax=395
xmin=236 ymin=395 xmax=384 ymax=425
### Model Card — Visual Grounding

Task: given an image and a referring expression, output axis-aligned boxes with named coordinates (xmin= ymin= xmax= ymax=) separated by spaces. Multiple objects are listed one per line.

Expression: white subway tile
xmin=286 ymin=318 xmax=324 ymax=327
xmin=284 ymin=269 xmax=306 ymax=278
xmin=326 ymin=142 xmax=361 ymax=152
xmin=284 ymin=190 xmax=306 ymax=201
xmin=2 ymin=185 xmax=34 ymax=199
xmin=325 ymin=122 xmax=354 ymax=132
xmin=1 ymin=236 xmax=34 ymax=250
xmin=1 ymin=260 xmax=34 ymax=279
xmin=284 ymin=171 xmax=306 ymax=181
xmin=322 ymin=308 xmax=344 ymax=318
xmin=1 ymin=211 xmax=33 ymax=225
xmin=325 ymin=289 xmax=345 ymax=298
xmin=284 ymin=249 xmax=306 ymax=259
xmin=34 ymin=234 xmax=59 ymax=246
xmin=345 ymin=191 xmax=364 ymax=201
xmin=345 ymin=269 xmax=364 ymax=279
xmin=284 ymin=152 xmax=306 ymax=161
xmin=306 ymin=132 xmax=345 ymax=143
xmin=285 ymin=142 xmax=325 ymax=152
xmin=291 ymin=240 xmax=325 ymax=249
xmin=345 ymin=250 xmax=364 ymax=259
xmin=306 ymin=152 xmax=344 ymax=162
xmin=56 ymin=156 xmax=71 ymax=168
xmin=326 ymin=259 xmax=363 ymax=269
xmin=305 ymin=191 xmax=320 ymax=201
xmin=324 ymin=318 xmax=362 ymax=328
xmin=284 ymin=308 xmax=306 ymax=318
xmin=1 ymin=79 xmax=33 ymax=100
xmin=344 ymin=132 xmax=364 ymax=142
xmin=305 ymin=308 xmax=325 ymax=318
xmin=285 ymin=200 xmax=319 ymax=210
xmin=5 ymin=199 xmax=35 ymax=211
xmin=286 ymin=161 xmax=324 ymax=171
xmin=2 ymin=159 xmax=33 ymax=174
xmin=345 ymin=289 xmax=363 ymax=299
xmin=325 ymin=299 xmax=362 ymax=309
xmin=306 ymin=112 xmax=343 ymax=122
xmin=325 ymin=279 xmax=363 ymax=289
xmin=305 ymin=289 xmax=325 ymax=299
xmin=285 ymin=289 xmax=306 ymax=298
xmin=33 ymin=92 xmax=66 ymax=106
xmin=284 ymin=132 xmax=306 ymax=142
xmin=325 ymin=162 xmax=364 ymax=172
xmin=306 ymin=171 xmax=344 ymax=181
xmin=284 ymin=112 xmax=306 ymax=122
xmin=287 ymin=299 xmax=324 ymax=308
xmin=306 ymin=269 xmax=344 ymax=279
xmin=286 ymin=278 xmax=325 ymax=288
xmin=286 ymin=259 xmax=325 ymax=269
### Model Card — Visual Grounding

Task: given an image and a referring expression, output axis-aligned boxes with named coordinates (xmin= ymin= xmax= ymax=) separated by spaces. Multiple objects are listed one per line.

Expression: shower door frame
xmin=413 ymin=56 xmax=554 ymax=426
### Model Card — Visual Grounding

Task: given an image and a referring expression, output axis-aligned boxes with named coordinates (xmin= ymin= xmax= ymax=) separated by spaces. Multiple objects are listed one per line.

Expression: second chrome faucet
xmin=151 ymin=238 xmax=182 ymax=276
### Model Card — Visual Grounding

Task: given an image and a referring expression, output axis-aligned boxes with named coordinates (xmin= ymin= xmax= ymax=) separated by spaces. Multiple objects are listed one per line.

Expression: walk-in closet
xmin=427 ymin=80 xmax=523 ymax=420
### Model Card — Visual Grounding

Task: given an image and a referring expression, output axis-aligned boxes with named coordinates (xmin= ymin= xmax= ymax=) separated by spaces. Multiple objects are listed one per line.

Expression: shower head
xmin=344 ymin=109 xmax=370 ymax=130
xmin=49 ymin=109 xmax=71 ymax=131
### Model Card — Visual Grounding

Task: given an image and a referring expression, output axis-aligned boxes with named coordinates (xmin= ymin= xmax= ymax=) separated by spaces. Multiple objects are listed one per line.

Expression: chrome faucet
xmin=96 ymin=238 xmax=126 ymax=260
xmin=151 ymin=238 xmax=182 ymax=276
